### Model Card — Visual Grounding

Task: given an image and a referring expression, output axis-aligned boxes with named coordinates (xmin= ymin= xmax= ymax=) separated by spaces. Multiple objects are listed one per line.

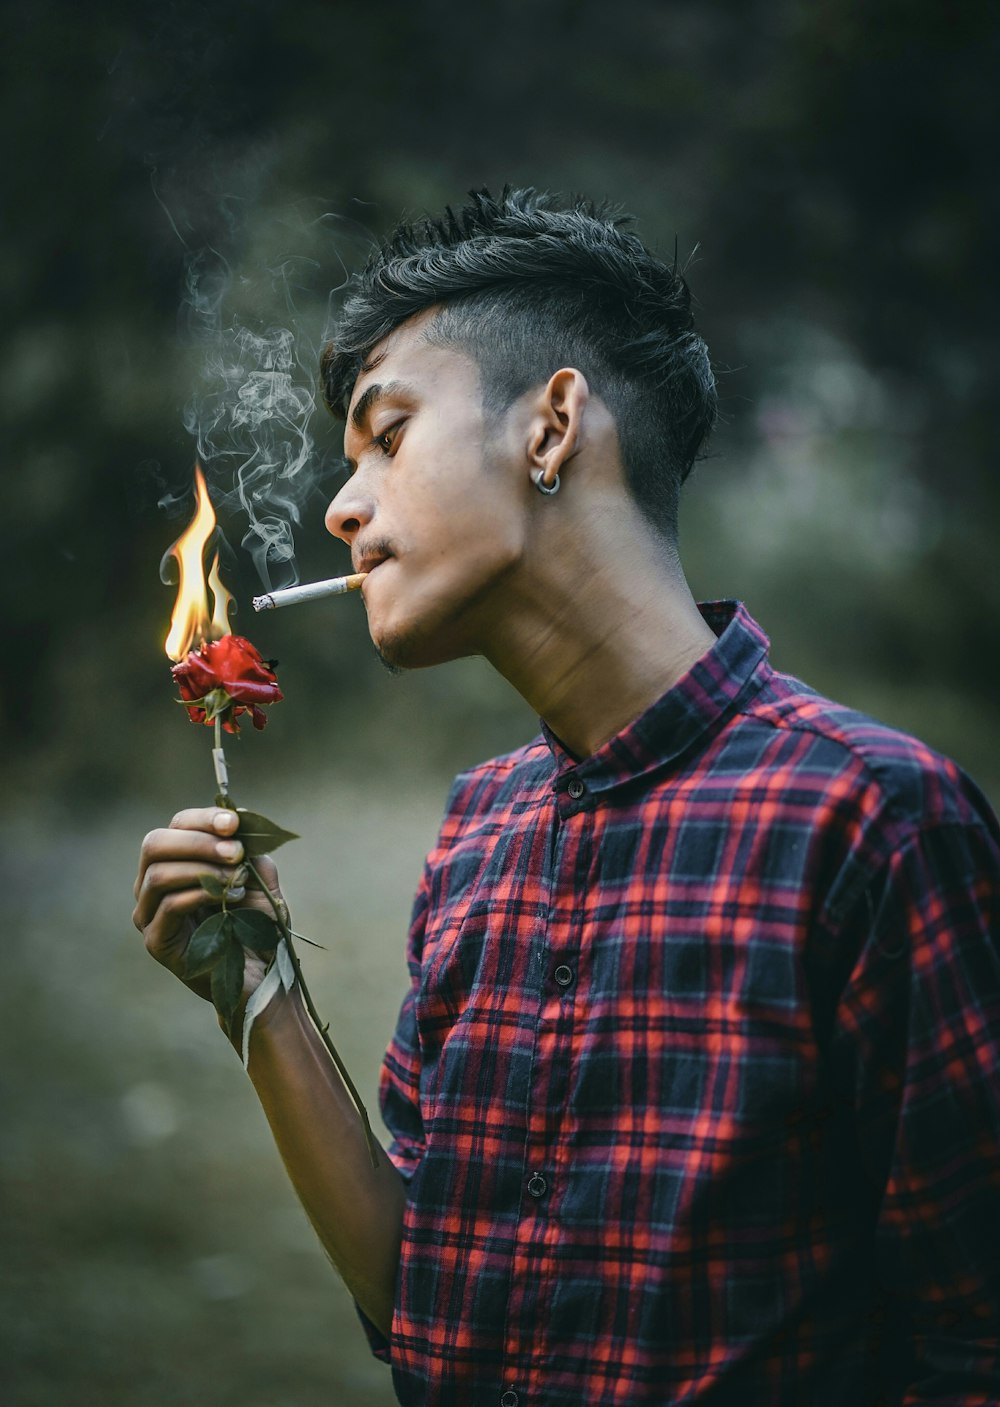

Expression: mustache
xmin=355 ymin=534 xmax=397 ymax=566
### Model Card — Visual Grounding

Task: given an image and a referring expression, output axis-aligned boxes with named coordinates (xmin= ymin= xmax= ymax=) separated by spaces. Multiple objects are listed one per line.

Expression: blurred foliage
xmin=3 ymin=0 xmax=999 ymax=1402
xmin=3 ymin=0 xmax=998 ymax=804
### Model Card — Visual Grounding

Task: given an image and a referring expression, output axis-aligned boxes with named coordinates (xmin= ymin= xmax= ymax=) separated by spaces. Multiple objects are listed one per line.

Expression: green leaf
xmin=184 ymin=912 xmax=233 ymax=979
xmin=236 ymin=809 xmax=299 ymax=857
xmin=197 ymin=873 xmax=229 ymax=901
xmin=230 ymin=907 xmax=280 ymax=957
xmin=211 ymin=935 xmax=246 ymax=1035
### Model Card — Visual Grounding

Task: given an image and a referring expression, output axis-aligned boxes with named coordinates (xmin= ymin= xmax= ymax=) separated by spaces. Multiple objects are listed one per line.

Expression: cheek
xmin=425 ymin=498 xmax=523 ymax=593
xmin=371 ymin=517 xmax=519 ymax=637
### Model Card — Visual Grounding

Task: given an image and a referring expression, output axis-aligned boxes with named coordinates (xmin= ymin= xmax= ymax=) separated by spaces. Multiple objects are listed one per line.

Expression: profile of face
xmin=326 ymin=312 xmax=547 ymax=671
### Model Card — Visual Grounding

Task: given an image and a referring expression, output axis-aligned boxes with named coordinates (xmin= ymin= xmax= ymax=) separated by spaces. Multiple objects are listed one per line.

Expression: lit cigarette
xmin=252 ymin=573 xmax=367 ymax=611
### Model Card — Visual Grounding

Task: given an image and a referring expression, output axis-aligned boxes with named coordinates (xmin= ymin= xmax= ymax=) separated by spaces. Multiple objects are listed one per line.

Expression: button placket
xmin=505 ymin=781 xmax=583 ymax=1384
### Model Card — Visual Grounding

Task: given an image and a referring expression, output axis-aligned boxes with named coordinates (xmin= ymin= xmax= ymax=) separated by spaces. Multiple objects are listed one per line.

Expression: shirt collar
xmin=541 ymin=600 xmax=772 ymax=801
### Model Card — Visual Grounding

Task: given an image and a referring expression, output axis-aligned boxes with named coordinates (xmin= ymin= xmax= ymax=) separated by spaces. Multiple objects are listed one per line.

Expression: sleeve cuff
xmin=355 ymin=1301 xmax=392 ymax=1362
xmin=353 ymin=1140 xmax=421 ymax=1364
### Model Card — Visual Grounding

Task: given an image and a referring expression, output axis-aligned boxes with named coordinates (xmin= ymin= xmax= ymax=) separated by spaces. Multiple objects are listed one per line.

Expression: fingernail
xmin=217 ymin=840 xmax=242 ymax=861
xmin=225 ymin=885 xmax=246 ymax=902
xmin=231 ymin=865 xmax=249 ymax=887
xmin=213 ymin=811 xmax=238 ymax=833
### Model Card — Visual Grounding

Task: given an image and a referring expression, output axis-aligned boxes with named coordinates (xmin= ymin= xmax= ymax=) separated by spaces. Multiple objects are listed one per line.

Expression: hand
xmin=133 ymin=806 xmax=284 ymax=1003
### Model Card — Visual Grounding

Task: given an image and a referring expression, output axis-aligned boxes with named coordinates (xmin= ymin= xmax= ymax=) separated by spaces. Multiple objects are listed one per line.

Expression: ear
xmin=525 ymin=368 xmax=589 ymax=492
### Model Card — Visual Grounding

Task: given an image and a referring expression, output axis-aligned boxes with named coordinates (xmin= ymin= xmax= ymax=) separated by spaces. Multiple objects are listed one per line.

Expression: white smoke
xmin=180 ymin=246 xmax=332 ymax=590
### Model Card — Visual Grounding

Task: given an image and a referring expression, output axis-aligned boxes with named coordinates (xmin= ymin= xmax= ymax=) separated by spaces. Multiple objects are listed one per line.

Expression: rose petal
xmin=170 ymin=634 xmax=283 ymax=729
xmin=200 ymin=636 xmax=283 ymax=706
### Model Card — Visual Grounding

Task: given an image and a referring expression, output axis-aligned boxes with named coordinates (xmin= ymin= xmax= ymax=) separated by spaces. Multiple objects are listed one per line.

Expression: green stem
xmin=245 ymin=858 xmax=381 ymax=1172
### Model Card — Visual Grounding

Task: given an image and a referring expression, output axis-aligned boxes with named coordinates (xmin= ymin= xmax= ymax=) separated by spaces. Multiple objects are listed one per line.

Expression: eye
xmin=374 ymin=422 xmax=402 ymax=454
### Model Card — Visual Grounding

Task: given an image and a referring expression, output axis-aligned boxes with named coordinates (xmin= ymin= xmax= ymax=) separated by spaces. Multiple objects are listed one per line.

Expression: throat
xmin=493 ymin=575 xmax=717 ymax=759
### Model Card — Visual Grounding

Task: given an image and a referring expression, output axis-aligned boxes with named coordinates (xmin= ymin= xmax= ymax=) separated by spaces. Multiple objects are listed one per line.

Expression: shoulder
xmin=438 ymin=735 xmax=552 ymax=834
xmin=740 ymin=666 xmax=996 ymax=838
xmin=724 ymin=665 xmax=1000 ymax=943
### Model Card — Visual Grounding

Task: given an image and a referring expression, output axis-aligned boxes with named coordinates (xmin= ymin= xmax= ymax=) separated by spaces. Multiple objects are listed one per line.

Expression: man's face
xmin=326 ymin=311 xmax=527 ymax=670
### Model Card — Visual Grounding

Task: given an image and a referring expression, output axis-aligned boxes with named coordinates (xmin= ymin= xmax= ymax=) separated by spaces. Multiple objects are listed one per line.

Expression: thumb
xmin=250 ymin=854 xmax=280 ymax=890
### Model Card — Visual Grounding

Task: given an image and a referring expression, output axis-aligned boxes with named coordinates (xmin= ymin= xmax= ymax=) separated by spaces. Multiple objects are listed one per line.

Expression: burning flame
xmin=163 ymin=465 xmax=234 ymax=660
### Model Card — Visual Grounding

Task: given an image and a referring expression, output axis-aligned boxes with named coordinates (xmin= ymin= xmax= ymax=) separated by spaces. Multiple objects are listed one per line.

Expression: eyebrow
xmin=349 ymin=380 xmax=413 ymax=434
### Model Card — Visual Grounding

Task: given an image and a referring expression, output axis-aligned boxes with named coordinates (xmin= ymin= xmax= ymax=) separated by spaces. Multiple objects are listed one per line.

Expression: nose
xmin=324 ymin=475 xmax=373 ymax=545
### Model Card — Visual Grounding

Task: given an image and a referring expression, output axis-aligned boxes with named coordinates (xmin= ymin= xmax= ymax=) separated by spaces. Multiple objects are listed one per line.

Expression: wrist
xmin=243 ymin=979 xmax=302 ymax=1046
xmin=224 ymin=938 xmax=299 ymax=1067
xmin=217 ymin=951 xmax=271 ymax=1052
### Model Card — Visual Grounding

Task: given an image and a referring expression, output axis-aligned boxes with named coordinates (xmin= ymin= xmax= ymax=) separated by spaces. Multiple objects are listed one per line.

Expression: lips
xmin=357 ymin=557 xmax=389 ymax=580
xmin=354 ymin=547 xmax=393 ymax=576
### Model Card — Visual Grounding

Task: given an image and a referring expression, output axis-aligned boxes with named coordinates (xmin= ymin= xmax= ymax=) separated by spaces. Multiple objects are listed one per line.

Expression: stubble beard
xmin=373 ymin=643 xmax=404 ymax=676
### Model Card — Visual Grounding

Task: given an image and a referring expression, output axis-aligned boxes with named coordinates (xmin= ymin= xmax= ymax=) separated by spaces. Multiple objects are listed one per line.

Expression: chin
xmin=372 ymin=624 xmax=468 ymax=672
xmin=369 ymin=599 xmax=475 ymax=672
xmin=365 ymin=563 xmax=498 ymax=671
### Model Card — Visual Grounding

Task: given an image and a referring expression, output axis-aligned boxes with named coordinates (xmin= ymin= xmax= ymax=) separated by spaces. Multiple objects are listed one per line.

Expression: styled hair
xmin=321 ymin=187 xmax=716 ymax=537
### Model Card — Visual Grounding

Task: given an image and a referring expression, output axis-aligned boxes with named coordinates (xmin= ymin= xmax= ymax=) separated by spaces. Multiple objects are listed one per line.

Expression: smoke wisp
xmin=180 ymin=238 xmax=346 ymax=591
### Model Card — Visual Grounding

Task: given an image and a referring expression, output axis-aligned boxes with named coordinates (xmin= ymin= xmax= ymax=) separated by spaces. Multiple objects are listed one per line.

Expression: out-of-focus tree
xmin=3 ymin=0 xmax=997 ymax=802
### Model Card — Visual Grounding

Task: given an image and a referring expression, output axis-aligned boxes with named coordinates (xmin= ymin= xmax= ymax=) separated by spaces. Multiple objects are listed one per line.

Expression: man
xmin=134 ymin=189 xmax=1000 ymax=1405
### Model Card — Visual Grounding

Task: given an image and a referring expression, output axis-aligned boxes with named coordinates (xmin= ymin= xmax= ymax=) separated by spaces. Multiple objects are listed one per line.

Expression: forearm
xmin=233 ymin=986 xmax=407 ymax=1336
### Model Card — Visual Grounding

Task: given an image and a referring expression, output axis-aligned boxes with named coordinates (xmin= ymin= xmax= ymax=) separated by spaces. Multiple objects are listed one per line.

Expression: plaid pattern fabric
xmin=365 ymin=602 xmax=1000 ymax=1406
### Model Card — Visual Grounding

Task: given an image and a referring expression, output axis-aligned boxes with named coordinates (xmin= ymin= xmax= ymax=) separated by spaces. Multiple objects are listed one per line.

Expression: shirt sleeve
xmin=355 ymin=859 xmax=432 ymax=1363
xmin=831 ymin=818 xmax=1000 ymax=1403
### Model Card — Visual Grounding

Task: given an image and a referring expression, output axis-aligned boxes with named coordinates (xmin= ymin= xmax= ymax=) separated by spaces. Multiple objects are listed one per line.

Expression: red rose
xmin=172 ymin=635 xmax=283 ymax=732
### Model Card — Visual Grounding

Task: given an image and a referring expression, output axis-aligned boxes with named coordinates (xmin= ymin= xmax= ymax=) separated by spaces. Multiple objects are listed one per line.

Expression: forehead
xmin=346 ymin=309 xmax=480 ymax=422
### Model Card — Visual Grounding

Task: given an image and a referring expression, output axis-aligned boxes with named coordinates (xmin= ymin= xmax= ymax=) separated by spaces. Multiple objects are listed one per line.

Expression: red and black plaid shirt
xmin=363 ymin=602 xmax=1000 ymax=1406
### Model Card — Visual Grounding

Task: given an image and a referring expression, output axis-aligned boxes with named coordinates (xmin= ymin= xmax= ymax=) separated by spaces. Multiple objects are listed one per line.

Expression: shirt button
xmin=567 ymin=776 xmax=585 ymax=799
xmin=500 ymin=1392 xmax=519 ymax=1407
xmin=554 ymin=963 xmax=574 ymax=988
xmin=527 ymin=1172 xmax=548 ymax=1198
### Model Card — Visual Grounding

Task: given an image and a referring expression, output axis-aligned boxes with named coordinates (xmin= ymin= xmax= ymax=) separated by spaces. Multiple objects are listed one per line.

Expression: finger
xmin=249 ymin=854 xmax=279 ymax=889
xmin=136 ymin=826 xmax=244 ymax=899
xmin=133 ymin=860 xmax=244 ymax=931
xmin=169 ymin=807 xmax=241 ymax=835
xmin=242 ymin=854 xmax=284 ymax=911
xmin=136 ymin=886 xmax=211 ymax=959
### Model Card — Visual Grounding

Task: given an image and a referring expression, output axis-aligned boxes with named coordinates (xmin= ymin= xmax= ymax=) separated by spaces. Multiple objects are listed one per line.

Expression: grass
xmin=2 ymin=770 xmax=451 ymax=1407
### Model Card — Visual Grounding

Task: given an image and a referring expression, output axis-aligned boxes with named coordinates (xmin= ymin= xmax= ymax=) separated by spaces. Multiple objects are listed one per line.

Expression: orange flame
xmin=163 ymin=466 xmax=234 ymax=660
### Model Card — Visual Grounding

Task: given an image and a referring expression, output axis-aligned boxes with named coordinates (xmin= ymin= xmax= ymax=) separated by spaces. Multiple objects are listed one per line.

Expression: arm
xmin=832 ymin=819 xmax=1000 ymax=1402
xmin=236 ymin=984 xmax=406 ymax=1335
xmin=133 ymin=806 xmax=406 ymax=1337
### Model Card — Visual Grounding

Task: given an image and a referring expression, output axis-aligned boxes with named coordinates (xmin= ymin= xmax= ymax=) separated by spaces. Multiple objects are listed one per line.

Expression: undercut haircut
xmin=321 ymin=187 xmax=716 ymax=538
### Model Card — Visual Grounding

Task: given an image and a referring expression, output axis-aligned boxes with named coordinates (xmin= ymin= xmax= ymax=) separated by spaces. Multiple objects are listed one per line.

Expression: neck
xmin=483 ymin=509 xmax=717 ymax=759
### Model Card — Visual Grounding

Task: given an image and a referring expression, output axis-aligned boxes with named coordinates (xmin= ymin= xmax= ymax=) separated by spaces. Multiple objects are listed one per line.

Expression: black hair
xmin=321 ymin=187 xmax=716 ymax=537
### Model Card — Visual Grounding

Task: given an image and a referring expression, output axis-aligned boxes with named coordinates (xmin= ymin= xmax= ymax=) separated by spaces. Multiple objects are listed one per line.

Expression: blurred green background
xmin=4 ymin=2 xmax=998 ymax=1402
